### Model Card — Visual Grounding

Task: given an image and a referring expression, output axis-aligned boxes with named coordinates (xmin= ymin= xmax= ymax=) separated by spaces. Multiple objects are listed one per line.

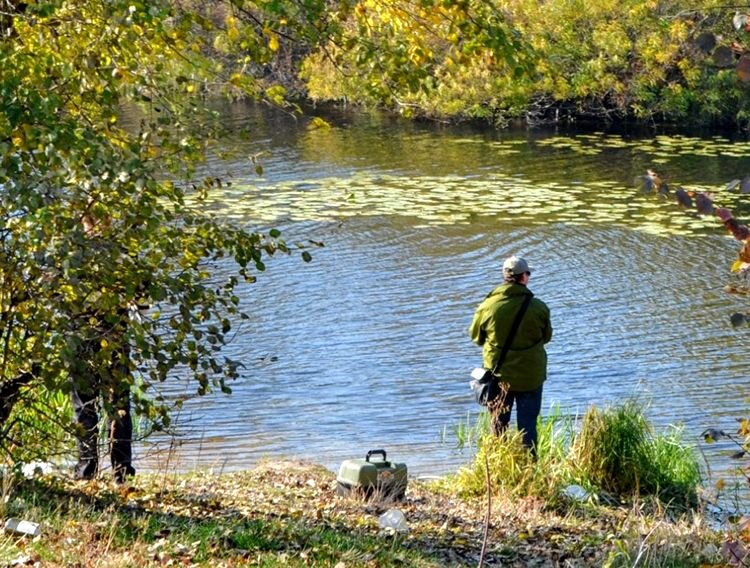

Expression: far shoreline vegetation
xmin=158 ymin=1 xmax=750 ymax=132
xmin=284 ymin=2 xmax=750 ymax=131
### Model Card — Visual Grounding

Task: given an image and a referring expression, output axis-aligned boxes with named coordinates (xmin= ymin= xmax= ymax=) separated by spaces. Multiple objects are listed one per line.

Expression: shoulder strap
xmin=491 ymin=293 xmax=533 ymax=376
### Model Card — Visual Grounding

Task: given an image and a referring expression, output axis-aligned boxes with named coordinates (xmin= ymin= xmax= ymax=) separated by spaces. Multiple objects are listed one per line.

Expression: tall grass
xmin=571 ymin=403 xmax=700 ymax=506
xmin=570 ymin=403 xmax=650 ymax=495
xmin=448 ymin=406 xmax=577 ymax=499
xmin=447 ymin=401 xmax=702 ymax=507
xmin=452 ymin=410 xmax=491 ymax=449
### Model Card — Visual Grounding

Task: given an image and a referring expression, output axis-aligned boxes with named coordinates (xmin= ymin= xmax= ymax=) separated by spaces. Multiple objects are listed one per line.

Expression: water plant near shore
xmin=448 ymin=402 xmax=702 ymax=508
xmin=572 ymin=403 xmax=701 ymax=507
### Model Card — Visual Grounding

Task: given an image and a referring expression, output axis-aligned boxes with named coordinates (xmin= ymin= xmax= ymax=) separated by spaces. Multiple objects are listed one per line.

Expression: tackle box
xmin=336 ymin=449 xmax=407 ymax=501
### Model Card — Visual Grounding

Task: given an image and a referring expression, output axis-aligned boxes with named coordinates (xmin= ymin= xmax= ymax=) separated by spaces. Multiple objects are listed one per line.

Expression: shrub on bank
xmin=449 ymin=402 xmax=701 ymax=507
xmin=571 ymin=403 xmax=701 ymax=507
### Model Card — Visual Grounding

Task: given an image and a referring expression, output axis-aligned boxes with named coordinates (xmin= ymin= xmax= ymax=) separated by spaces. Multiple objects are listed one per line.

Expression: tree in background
xmin=0 ymin=0 xmax=528 ymax=468
xmin=299 ymin=0 xmax=750 ymax=128
xmin=0 ymin=0 xmax=306 ymax=467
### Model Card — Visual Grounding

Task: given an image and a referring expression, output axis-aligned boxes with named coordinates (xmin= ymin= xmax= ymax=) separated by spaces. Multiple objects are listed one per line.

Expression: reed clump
xmin=448 ymin=402 xmax=702 ymax=507
xmin=571 ymin=402 xmax=700 ymax=506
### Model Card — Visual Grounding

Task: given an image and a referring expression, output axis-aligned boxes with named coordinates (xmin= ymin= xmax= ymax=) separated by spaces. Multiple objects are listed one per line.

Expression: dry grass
xmin=0 ymin=460 xmax=723 ymax=567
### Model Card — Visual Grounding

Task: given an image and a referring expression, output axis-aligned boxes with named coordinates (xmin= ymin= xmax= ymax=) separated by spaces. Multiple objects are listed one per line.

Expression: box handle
xmin=366 ymin=449 xmax=387 ymax=463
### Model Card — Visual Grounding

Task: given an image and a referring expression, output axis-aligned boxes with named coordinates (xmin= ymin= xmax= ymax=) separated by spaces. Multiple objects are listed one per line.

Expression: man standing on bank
xmin=469 ymin=256 xmax=552 ymax=456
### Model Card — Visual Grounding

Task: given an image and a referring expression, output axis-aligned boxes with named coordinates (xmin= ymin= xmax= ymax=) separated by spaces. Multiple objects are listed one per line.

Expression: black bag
xmin=471 ymin=368 xmax=500 ymax=406
xmin=470 ymin=293 xmax=532 ymax=406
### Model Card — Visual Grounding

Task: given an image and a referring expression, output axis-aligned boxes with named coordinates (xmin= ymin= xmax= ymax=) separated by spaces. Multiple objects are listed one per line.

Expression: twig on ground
xmin=478 ymin=451 xmax=491 ymax=567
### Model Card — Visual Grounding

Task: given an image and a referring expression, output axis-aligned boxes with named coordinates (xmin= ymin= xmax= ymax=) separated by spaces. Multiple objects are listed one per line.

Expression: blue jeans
xmin=491 ymin=384 xmax=543 ymax=456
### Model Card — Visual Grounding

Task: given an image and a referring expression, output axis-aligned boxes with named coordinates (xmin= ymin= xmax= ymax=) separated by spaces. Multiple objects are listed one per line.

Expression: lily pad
xmin=694 ymin=32 xmax=716 ymax=53
xmin=713 ymin=45 xmax=735 ymax=68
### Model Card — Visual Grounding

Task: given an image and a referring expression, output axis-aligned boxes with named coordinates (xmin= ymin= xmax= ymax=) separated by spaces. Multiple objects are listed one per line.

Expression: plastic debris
xmin=561 ymin=484 xmax=589 ymax=501
xmin=21 ymin=461 xmax=54 ymax=479
xmin=378 ymin=508 xmax=409 ymax=533
xmin=4 ymin=518 xmax=41 ymax=537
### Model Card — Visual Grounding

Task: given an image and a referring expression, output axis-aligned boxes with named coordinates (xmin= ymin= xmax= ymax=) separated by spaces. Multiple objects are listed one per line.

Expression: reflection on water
xmin=139 ymin=103 xmax=750 ymax=480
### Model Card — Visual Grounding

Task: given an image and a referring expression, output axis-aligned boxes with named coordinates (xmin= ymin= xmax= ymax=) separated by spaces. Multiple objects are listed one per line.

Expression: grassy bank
xmin=0 ymin=459 xmax=722 ymax=567
xmin=450 ymin=403 xmax=702 ymax=509
xmin=0 ymin=402 xmax=729 ymax=567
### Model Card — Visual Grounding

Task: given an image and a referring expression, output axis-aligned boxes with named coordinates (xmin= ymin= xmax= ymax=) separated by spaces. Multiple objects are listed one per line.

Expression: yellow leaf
xmin=269 ymin=35 xmax=279 ymax=52
xmin=100 ymin=339 xmax=108 ymax=348
xmin=732 ymin=260 xmax=744 ymax=273
xmin=307 ymin=117 xmax=331 ymax=130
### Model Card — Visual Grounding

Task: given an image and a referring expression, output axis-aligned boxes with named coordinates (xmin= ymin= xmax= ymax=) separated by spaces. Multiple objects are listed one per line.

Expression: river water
xmin=139 ymin=102 xmax=750 ymax=480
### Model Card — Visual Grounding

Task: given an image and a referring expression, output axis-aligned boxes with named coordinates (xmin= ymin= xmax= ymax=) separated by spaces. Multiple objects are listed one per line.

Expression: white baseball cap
xmin=502 ymin=256 xmax=531 ymax=276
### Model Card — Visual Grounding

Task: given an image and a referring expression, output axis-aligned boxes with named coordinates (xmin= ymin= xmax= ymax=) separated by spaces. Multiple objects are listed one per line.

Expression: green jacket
xmin=469 ymin=283 xmax=552 ymax=392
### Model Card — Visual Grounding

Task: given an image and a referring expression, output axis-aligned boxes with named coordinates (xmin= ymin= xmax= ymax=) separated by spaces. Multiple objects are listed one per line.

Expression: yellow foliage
xmin=300 ymin=0 xmax=739 ymax=124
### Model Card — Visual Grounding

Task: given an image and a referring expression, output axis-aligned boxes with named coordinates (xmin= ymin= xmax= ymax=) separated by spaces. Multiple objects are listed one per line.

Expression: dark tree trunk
xmin=0 ymin=370 xmax=35 ymax=429
xmin=0 ymin=1 xmax=28 ymax=38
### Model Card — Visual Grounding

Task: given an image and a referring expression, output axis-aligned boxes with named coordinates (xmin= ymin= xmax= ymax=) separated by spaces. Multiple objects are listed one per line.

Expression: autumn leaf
xmin=695 ymin=193 xmax=714 ymax=215
xmin=702 ymin=428 xmax=727 ymax=443
xmin=675 ymin=187 xmax=693 ymax=208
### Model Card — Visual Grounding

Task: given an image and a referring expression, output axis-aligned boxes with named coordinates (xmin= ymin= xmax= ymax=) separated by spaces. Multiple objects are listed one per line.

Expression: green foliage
xmin=300 ymin=0 xmax=750 ymax=126
xmin=448 ymin=407 xmax=575 ymax=500
xmin=3 ymin=387 xmax=71 ymax=463
xmin=570 ymin=403 xmax=700 ymax=505
xmin=299 ymin=0 xmax=531 ymax=115
xmin=450 ymin=429 xmax=565 ymax=499
xmin=570 ymin=403 xmax=650 ymax=496
xmin=452 ymin=410 xmax=490 ymax=449
xmin=650 ymin=427 xmax=704 ymax=503
xmin=448 ymin=403 xmax=701 ymax=506
xmin=0 ymin=0 xmax=324 ymax=463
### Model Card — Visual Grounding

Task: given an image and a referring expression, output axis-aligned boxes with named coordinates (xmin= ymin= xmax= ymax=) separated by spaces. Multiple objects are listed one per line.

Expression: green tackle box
xmin=336 ymin=449 xmax=408 ymax=501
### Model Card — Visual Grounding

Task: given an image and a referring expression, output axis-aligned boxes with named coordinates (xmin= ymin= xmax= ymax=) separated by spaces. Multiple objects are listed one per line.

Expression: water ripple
xmin=141 ymin=217 xmax=745 ymax=479
xmin=138 ymin=104 xmax=750 ymax=480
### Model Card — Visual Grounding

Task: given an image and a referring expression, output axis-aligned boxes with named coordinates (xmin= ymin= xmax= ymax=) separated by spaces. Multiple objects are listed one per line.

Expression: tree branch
xmin=0 ymin=367 xmax=38 ymax=428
